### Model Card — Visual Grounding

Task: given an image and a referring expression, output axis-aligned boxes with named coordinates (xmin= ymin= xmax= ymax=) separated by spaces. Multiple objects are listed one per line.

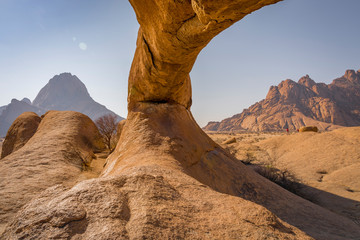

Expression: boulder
xmin=299 ymin=126 xmax=318 ymax=132
xmin=222 ymin=137 xmax=236 ymax=144
xmin=1 ymin=112 xmax=41 ymax=159
xmin=0 ymin=111 xmax=104 ymax=233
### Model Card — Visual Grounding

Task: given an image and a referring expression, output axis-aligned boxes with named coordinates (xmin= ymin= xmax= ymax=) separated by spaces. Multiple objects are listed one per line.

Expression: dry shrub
xmin=253 ymin=165 xmax=302 ymax=196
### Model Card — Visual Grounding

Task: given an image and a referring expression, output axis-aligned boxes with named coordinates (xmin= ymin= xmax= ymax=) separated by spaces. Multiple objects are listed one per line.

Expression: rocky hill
xmin=0 ymin=99 xmax=43 ymax=137
xmin=0 ymin=73 xmax=123 ymax=136
xmin=204 ymin=69 xmax=360 ymax=132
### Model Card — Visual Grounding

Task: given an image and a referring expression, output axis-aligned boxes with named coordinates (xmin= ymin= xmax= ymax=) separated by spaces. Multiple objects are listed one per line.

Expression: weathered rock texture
xmin=127 ymin=0 xmax=284 ymax=110
xmin=0 ymin=111 xmax=104 ymax=234
xmin=2 ymin=1 xmax=360 ymax=239
xmin=1 ymin=112 xmax=41 ymax=159
xmin=204 ymin=70 xmax=360 ymax=132
xmin=4 ymin=103 xmax=360 ymax=239
xmin=116 ymin=119 xmax=126 ymax=142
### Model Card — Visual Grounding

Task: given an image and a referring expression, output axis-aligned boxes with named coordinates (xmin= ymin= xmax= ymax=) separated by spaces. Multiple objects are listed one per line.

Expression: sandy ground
xmin=207 ymin=128 xmax=360 ymax=226
xmin=206 ymin=131 xmax=285 ymax=165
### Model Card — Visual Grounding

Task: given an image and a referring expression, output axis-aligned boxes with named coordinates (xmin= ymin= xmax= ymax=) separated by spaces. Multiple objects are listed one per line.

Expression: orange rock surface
xmin=1 ymin=112 xmax=41 ymax=159
xmin=2 ymin=1 xmax=360 ymax=239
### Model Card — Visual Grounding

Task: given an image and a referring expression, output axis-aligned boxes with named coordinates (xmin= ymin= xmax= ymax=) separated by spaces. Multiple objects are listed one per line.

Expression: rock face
xmin=116 ymin=119 xmax=126 ymax=141
xmin=0 ymin=73 xmax=123 ymax=137
xmin=0 ymin=111 xmax=104 ymax=233
xmin=1 ymin=112 xmax=41 ymax=159
xmin=2 ymin=1 xmax=360 ymax=239
xmin=204 ymin=70 xmax=360 ymax=132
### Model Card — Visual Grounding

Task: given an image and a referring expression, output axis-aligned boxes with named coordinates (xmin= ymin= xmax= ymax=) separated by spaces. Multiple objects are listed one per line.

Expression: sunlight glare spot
xmin=79 ymin=42 xmax=87 ymax=51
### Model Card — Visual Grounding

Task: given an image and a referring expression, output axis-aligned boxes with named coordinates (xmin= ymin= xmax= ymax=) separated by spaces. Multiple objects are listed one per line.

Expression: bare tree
xmin=95 ymin=114 xmax=118 ymax=152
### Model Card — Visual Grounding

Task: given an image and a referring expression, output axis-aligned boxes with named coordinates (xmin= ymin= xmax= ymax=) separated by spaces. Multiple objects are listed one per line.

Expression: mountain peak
xmin=298 ymin=75 xmax=316 ymax=88
xmin=204 ymin=68 xmax=360 ymax=132
xmin=33 ymin=73 xmax=91 ymax=109
xmin=21 ymin=98 xmax=31 ymax=105
xmin=343 ymin=69 xmax=360 ymax=84
xmin=0 ymin=73 xmax=123 ymax=136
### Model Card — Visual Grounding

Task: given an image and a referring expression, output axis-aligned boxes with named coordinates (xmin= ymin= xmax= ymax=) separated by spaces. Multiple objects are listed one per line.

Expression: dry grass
xmin=252 ymin=165 xmax=304 ymax=197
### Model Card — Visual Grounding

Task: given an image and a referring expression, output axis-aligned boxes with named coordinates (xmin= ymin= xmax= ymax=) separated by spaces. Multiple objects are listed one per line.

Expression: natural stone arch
xmin=127 ymin=0 xmax=283 ymax=110
xmin=99 ymin=2 xmax=360 ymax=238
xmin=104 ymin=0 xmax=283 ymax=180
xmin=3 ymin=1 xmax=360 ymax=239
xmin=104 ymin=0 xmax=284 ymax=176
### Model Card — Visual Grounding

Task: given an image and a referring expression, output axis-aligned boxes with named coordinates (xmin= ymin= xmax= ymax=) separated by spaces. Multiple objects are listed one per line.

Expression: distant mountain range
xmin=0 ymin=73 xmax=124 ymax=136
xmin=204 ymin=69 xmax=360 ymax=132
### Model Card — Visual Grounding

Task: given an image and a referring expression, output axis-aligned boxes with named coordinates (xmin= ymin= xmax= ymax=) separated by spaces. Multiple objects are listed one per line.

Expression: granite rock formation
xmin=0 ymin=73 xmax=123 ymax=137
xmin=2 ymin=1 xmax=360 ymax=239
xmin=1 ymin=112 xmax=41 ymax=159
xmin=204 ymin=70 xmax=360 ymax=132
xmin=0 ymin=111 xmax=104 ymax=233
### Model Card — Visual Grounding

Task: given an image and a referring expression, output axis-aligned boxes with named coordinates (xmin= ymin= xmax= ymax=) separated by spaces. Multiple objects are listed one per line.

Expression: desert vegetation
xmin=95 ymin=113 xmax=119 ymax=152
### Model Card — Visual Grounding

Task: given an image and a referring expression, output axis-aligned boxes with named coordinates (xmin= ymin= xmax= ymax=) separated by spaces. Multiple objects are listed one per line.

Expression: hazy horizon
xmin=1 ymin=0 xmax=359 ymax=127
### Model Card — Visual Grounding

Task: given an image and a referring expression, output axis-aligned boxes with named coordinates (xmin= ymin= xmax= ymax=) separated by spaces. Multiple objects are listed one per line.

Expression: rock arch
xmin=104 ymin=0 xmax=284 ymax=177
xmin=127 ymin=0 xmax=283 ymax=110
xmin=3 ymin=1 xmax=360 ymax=239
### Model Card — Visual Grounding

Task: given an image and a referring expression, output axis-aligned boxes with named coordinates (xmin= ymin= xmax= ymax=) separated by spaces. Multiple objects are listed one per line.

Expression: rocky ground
xmin=208 ymin=127 xmax=360 ymax=227
xmin=0 ymin=111 xmax=105 ymax=234
xmin=1 ymin=109 xmax=360 ymax=239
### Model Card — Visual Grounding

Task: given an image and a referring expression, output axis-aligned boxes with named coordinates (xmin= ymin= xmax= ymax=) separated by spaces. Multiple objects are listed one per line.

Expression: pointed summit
xmin=0 ymin=73 xmax=124 ymax=136
xmin=343 ymin=69 xmax=360 ymax=84
xmin=32 ymin=73 xmax=123 ymax=121
xmin=33 ymin=73 xmax=91 ymax=110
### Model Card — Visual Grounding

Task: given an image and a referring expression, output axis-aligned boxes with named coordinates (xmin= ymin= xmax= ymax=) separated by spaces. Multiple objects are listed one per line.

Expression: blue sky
xmin=0 ymin=0 xmax=359 ymax=127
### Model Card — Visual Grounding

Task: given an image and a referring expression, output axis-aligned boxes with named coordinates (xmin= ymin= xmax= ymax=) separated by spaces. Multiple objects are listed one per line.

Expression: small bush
xmin=253 ymin=165 xmax=302 ymax=195
xmin=241 ymin=151 xmax=256 ymax=165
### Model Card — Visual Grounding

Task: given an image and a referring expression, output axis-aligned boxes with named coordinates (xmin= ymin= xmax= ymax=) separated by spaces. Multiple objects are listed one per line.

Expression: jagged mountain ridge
xmin=0 ymin=73 xmax=124 ymax=136
xmin=204 ymin=69 xmax=360 ymax=132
